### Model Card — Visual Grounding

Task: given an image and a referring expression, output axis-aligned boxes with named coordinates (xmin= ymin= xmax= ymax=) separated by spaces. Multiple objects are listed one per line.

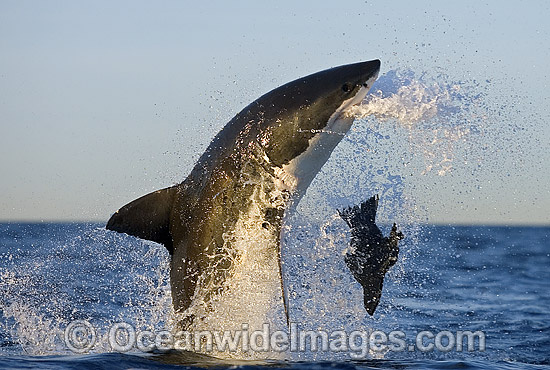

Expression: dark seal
xmin=338 ymin=195 xmax=404 ymax=315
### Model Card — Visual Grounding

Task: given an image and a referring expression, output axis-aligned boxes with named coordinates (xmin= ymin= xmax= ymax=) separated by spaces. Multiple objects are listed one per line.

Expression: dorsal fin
xmin=106 ymin=186 xmax=177 ymax=254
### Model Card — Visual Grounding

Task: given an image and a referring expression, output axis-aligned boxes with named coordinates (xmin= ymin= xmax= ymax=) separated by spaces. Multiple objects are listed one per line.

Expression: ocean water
xmin=0 ymin=223 xmax=548 ymax=369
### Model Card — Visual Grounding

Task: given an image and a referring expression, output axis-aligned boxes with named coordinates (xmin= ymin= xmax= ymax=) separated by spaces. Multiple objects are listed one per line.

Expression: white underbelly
xmin=281 ymin=113 xmax=356 ymax=209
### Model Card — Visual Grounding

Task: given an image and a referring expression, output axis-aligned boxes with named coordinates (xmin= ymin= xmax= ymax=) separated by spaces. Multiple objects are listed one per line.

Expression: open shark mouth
xmin=277 ymin=69 xmax=380 ymax=206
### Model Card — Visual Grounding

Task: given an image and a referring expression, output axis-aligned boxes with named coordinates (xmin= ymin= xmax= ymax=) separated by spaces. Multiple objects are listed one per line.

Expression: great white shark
xmin=107 ymin=60 xmax=381 ymax=330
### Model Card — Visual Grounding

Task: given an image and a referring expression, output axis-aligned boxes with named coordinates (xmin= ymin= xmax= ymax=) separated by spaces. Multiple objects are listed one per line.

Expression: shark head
xmin=252 ymin=60 xmax=381 ymax=168
xmin=235 ymin=60 xmax=381 ymax=204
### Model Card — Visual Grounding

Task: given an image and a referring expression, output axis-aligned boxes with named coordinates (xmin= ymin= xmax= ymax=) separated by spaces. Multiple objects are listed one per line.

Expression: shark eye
xmin=342 ymin=83 xmax=352 ymax=93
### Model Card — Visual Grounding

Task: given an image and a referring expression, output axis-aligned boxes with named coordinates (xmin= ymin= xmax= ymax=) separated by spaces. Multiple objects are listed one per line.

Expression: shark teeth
xmin=273 ymin=166 xmax=298 ymax=191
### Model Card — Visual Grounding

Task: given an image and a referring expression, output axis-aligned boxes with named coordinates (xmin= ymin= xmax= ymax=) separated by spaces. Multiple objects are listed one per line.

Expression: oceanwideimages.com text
xmin=65 ymin=321 xmax=486 ymax=358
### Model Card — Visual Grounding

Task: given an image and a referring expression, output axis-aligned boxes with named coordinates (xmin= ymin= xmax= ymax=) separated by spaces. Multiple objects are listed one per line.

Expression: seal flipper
xmin=363 ymin=276 xmax=384 ymax=315
xmin=338 ymin=195 xmax=382 ymax=238
xmin=106 ymin=186 xmax=177 ymax=254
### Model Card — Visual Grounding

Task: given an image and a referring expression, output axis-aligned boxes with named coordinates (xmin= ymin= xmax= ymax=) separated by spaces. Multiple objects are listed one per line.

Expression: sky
xmin=0 ymin=0 xmax=549 ymax=224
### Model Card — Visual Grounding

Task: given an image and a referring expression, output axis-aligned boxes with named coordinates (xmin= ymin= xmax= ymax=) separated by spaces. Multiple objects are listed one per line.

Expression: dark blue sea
xmin=0 ymin=223 xmax=548 ymax=369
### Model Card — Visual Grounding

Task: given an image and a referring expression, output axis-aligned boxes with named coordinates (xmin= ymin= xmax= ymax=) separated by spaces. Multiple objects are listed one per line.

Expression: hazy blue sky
xmin=1 ymin=0 xmax=549 ymax=224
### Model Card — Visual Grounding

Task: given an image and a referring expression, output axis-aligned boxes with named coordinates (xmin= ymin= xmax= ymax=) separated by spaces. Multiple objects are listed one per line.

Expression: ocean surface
xmin=0 ymin=222 xmax=548 ymax=369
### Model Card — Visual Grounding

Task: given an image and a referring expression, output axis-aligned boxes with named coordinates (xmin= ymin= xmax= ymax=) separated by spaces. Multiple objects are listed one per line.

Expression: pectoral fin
xmin=106 ymin=186 xmax=177 ymax=254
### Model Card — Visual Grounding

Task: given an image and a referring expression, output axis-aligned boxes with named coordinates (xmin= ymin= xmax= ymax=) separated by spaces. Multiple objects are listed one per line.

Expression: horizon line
xmin=1 ymin=219 xmax=549 ymax=228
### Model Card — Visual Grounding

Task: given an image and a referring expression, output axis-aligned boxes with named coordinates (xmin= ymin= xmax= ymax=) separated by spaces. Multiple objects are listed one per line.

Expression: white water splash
xmin=349 ymin=80 xmax=448 ymax=123
xmin=0 ymin=226 xmax=174 ymax=356
xmin=348 ymin=70 xmax=484 ymax=177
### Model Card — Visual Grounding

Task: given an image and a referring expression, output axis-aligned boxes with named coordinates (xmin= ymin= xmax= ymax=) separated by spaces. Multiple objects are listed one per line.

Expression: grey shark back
xmin=339 ymin=195 xmax=403 ymax=315
xmin=107 ymin=60 xmax=381 ymax=329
